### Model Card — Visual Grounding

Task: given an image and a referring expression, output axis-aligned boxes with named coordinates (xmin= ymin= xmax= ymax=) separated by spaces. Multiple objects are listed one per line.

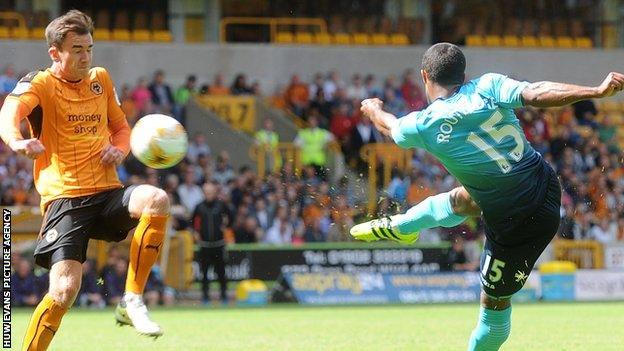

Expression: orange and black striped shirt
xmin=5 ymin=67 xmax=130 ymax=210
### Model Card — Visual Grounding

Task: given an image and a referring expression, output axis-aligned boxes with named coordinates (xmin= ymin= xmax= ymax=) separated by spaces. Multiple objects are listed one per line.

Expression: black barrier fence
xmin=203 ymin=242 xmax=453 ymax=282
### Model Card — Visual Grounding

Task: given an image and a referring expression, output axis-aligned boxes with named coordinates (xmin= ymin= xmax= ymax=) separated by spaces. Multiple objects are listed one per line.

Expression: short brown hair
xmin=45 ymin=10 xmax=94 ymax=48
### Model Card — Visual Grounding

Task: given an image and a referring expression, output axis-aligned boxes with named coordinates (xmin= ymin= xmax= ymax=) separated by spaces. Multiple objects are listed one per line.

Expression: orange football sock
xmin=22 ymin=294 xmax=67 ymax=351
xmin=125 ymin=214 xmax=167 ymax=294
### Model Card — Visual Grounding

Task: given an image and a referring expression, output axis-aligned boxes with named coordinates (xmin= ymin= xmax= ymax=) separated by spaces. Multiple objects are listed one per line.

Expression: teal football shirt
xmin=391 ymin=73 xmax=546 ymax=219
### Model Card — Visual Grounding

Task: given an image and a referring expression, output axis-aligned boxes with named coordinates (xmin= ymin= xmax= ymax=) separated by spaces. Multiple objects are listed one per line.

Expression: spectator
xmin=120 ymin=84 xmax=138 ymax=125
xmin=208 ymin=73 xmax=230 ymax=95
xmin=192 ymin=182 xmax=234 ymax=304
xmin=148 ymin=70 xmax=175 ymax=113
xmin=294 ymin=115 xmax=335 ymax=179
xmin=572 ymin=99 xmax=598 ymax=128
xmin=102 ymin=257 xmax=128 ymax=306
xmin=230 ymin=73 xmax=252 ymax=95
xmin=330 ymin=103 xmax=356 ymax=145
xmin=78 ymin=259 xmax=105 ymax=308
xmin=131 ymin=77 xmax=153 ymax=115
xmin=346 ymin=74 xmax=367 ymax=101
xmin=387 ymin=169 xmax=408 ymax=203
xmin=11 ymin=258 xmax=40 ymax=307
xmin=255 ymin=118 xmax=282 ymax=174
xmin=0 ymin=65 xmax=17 ymax=94
xmin=589 ymin=217 xmax=618 ymax=244
xmin=144 ymin=265 xmax=175 ymax=307
xmin=175 ymin=74 xmax=197 ymax=106
xmin=285 ymin=74 xmax=309 ymax=117
xmin=251 ymin=81 xmax=262 ymax=95
xmin=308 ymin=72 xmax=324 ymax=101
xmin=187 ymin=132 xmax=211 ymax=163
xmin=364 ymin=74 xmax=383 ymax=98
xmin=446 ymin=236 xmax=477 ymax=271
xmin=289 ymin=205 xmax=306 ymax=242
xmin=234 ymin=216 xmax=261 ymax=243
xmin=384 ymin=87 xmax=407 ymax=116
xmin=323 ymin=70 xmax=344 ymax=101
xmin=400 ymin=69 xmax=427 ymax=112
xmin=264 ymin=206 xmax=294 ymax=244
xmin=347 ymin=114 xmax=380 ymax=172
xmin=174 ymin=74 xmax=198 ymax=125
xmin=383 ymin=75 xmax=402 ymax=99
xmin=177 ymin=167 xmax=204 ymax=214
xmin=213 ymin=152 xmax=235 ymax=185
xmin=599 ymin=114 xmax=619 ymax=152
xmin=253 ymin=198 xmax=272 ymax=232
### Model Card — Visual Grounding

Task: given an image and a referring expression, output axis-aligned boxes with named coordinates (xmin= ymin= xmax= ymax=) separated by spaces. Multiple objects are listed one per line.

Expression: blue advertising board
xmin=282 ymin=272 xmax=482 ymax=305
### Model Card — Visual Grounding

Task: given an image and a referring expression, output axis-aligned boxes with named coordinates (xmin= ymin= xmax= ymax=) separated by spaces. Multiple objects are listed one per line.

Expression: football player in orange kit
xmin=0 ymin=10 xmax=167 ymax=350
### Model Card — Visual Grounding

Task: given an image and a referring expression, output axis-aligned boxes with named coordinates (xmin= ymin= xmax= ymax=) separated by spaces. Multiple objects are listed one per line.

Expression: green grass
xmin=9 ymin=302 xmax=624 ymax=350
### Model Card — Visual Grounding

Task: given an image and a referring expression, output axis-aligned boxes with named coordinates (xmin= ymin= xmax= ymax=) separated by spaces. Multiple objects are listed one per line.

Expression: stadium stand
xmin=2 ymin=67 xmax=623 ymax=247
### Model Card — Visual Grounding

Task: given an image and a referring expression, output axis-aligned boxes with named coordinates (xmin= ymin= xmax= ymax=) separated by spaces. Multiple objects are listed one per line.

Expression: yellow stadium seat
xmin=370 ymin=33 xmax=389 ymax=45
xmin=131 ymin=29 xmax=151 ymax=42
xmin=112 ymin=29 xmax=131 ymax=41
xmin=389 ymin=33 xmax=409 ymax=45
xmin=352 ymin=33 xmax=370 ymax=45
xmin=502 ymin=36 xmax=520 ymax=47
xmin=332 ymin=33 xmax=351 ymax=45
xmin=0 ymin=27 xmax=9 ymax=39
xmin=484 ymin=35 xmax=502 ymax=46
xmin=294 ymin=32 xmax=313 ymax=44
xmin=521 ymin=36 xmax=539 ymax=47
xmin=10 ymin=27 xmax=29 ymax=39
xmin=276 ymin=32 xmax=293 ymax=44
xmin=94 ymin=28 xmax=111 ymax=40
xmin=539 ymin=36 xmax=556 ymax=48
xmin=152 ymin=30 xmax=173 ymax=42
xmin=314 ymin=32 xmax=332 ymax=45
xmin=575 ymin=37 xmax=592 ymax=48
xmin=29 ymin=27 xmax=45 ymax=40
xmin=465 ymin=35 xmax=484 ymax=46
xmin=556 ymin=36 xmax=574 ymax=48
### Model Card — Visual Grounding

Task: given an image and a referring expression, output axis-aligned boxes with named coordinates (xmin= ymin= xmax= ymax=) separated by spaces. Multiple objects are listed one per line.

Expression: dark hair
xmin=45 ymin=10 xmax=94 ymax=48
xmin=421 ymin=43 xmax=466 ymax=86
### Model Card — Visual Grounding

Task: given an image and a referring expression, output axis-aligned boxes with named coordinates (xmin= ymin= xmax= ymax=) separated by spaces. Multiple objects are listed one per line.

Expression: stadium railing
xmin=553 ymin=239 xmax=604 ymax=269
xmin=250 ymin=141 xmax=343 ymax=180
xmin=0 ymin=11 xmax=27 ymax=39
xmin=219 ymin=17 xmax=328 ymax=43
xmin=360 ymin=143 xmax=415 ymax=214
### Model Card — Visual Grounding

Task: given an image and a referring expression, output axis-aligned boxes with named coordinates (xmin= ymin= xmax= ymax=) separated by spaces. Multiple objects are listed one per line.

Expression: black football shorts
xmin=479 ymin=165 xmax=561 ymax=298
xmin=34 ymin=186 xmax=140 ymax=269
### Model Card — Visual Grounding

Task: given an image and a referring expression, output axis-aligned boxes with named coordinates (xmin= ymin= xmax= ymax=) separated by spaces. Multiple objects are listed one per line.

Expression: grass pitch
xmin=9 ymin=302 xmax=624 ymax=350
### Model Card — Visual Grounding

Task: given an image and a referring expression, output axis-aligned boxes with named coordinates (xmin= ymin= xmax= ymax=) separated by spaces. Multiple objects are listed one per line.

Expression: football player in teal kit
xmin=351 ymin=43 xmax=624 ymax=350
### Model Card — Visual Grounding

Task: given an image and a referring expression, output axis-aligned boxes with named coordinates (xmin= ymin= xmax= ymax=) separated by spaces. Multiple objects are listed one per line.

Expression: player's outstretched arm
xmin=522 ymin=72 xmax=624 ymax=108
xmin=0 ymin=99 xmax=45 ymax=159
xmin=360 ymin=98 xmax=398 ymax=137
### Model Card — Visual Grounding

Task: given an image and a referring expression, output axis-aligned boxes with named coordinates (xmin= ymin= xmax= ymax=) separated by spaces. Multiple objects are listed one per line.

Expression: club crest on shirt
xmin=90 ymin=81 xmax=103 ymax=95
xmin=45 ymin=229 xmax=59 ymax=243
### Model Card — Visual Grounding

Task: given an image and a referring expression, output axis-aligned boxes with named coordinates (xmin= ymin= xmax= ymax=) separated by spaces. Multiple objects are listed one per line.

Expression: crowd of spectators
xmin=11 ymin=248 xmax=173 ymax=308
xmin=3 ymin=63 xmax=624 ymax=308
xmin=2 ymin=65 xmax=624 ymax=250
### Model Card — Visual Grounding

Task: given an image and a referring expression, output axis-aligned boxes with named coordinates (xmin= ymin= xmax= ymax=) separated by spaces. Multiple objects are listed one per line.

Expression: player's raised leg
xmin=350 ymin=187 xmax=480 ymax=243
xmin=22 ymin=260 xmax=82 ymax=351
xmin=115 ymin=184 xmax=169 ymax=338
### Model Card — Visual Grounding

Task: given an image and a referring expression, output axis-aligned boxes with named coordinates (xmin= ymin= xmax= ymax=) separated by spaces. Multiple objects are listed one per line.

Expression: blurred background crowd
xmin=2 ymin=65 xmax=623 ymax=247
